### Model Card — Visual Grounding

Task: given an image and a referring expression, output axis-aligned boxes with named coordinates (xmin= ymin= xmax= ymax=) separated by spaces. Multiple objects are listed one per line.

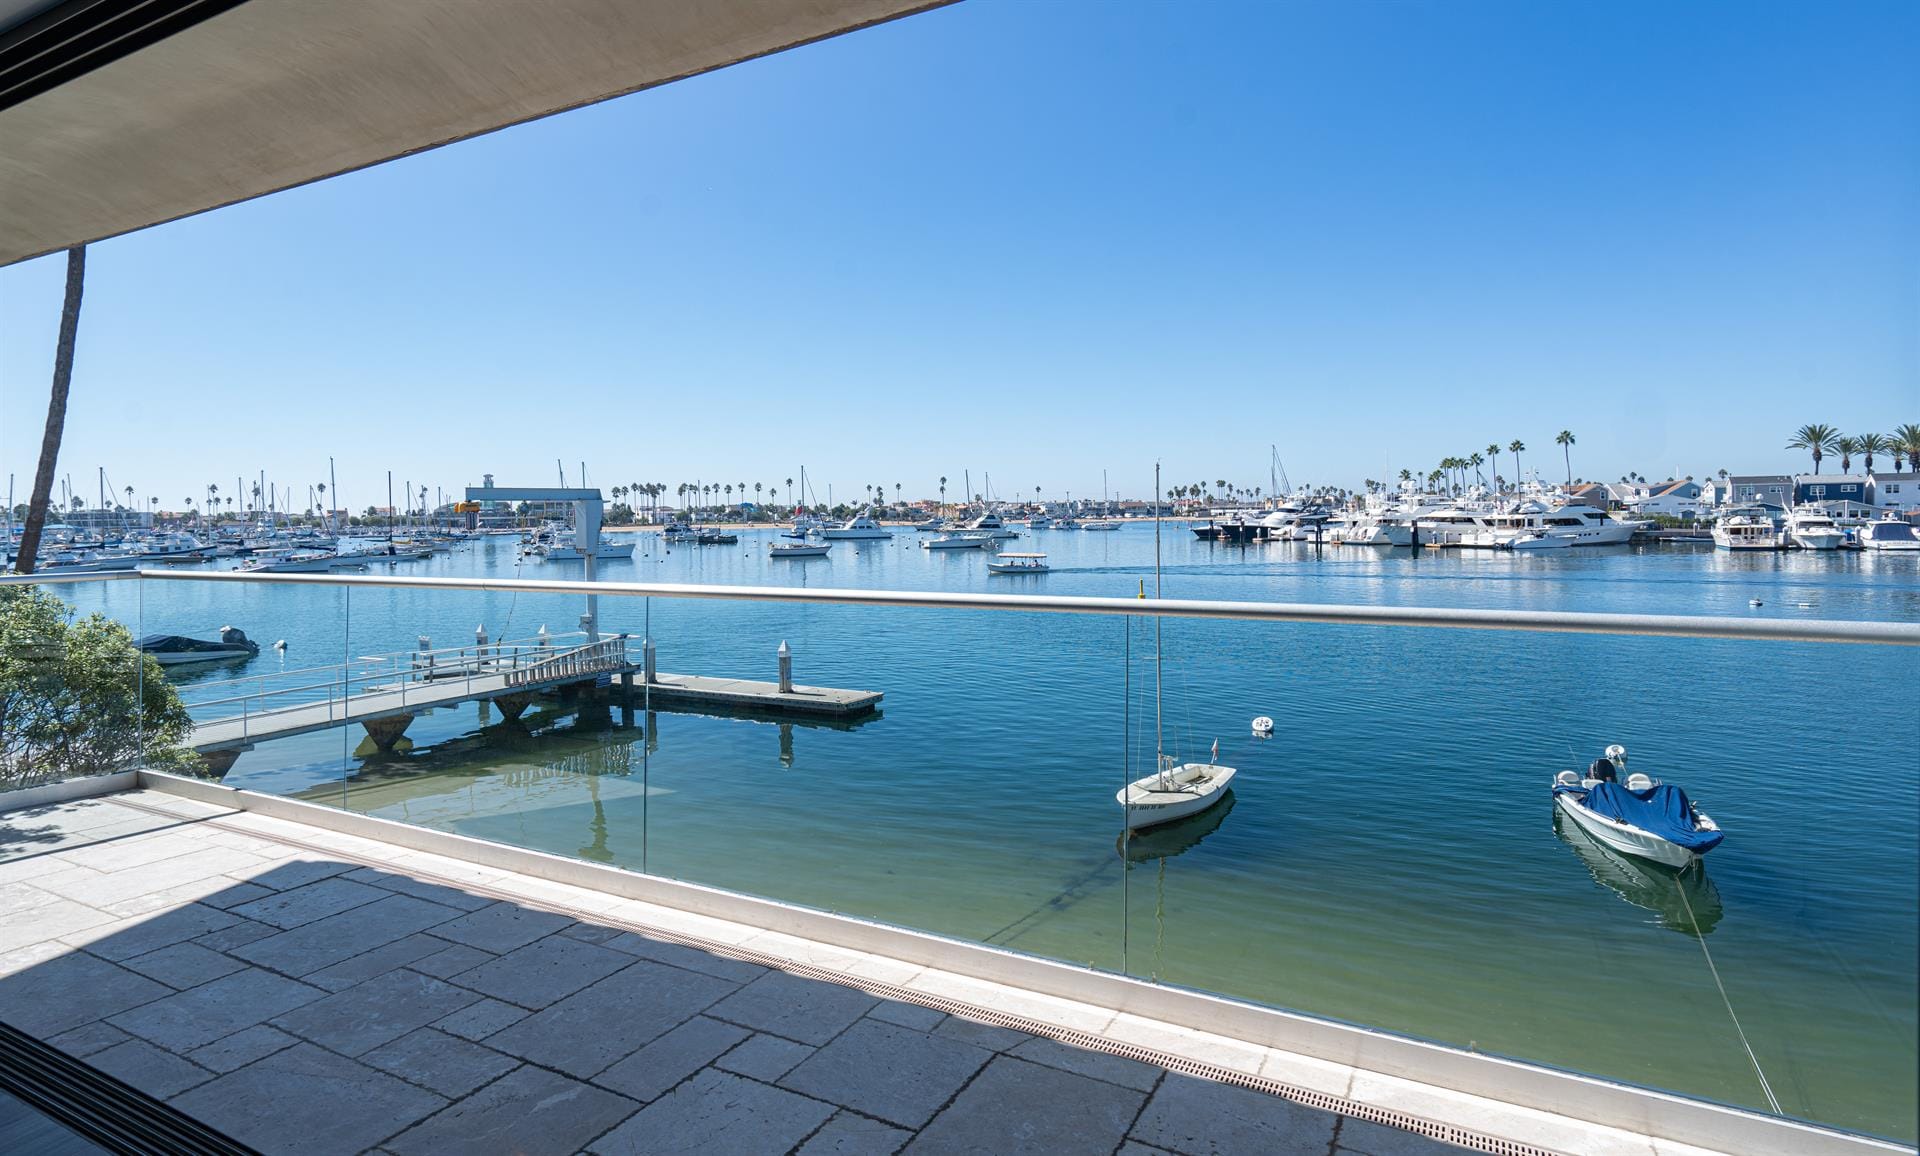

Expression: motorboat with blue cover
xmin=1552 ymin=744 xmax=1722 ymax=868
xmin=138 ymin=626 xmax=260 ymax=667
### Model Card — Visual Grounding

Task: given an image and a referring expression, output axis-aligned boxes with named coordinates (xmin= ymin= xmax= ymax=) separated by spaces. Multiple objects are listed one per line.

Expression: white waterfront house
xmin=1867 ymin=472 xmax=1920 ymax=513
xmin=1627 ymin=480 xmax=1708 ymax=519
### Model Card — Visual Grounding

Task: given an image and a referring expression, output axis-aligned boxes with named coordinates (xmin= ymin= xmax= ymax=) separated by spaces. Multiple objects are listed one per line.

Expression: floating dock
xmin=636 ymin=673 xmax=882 ymax=718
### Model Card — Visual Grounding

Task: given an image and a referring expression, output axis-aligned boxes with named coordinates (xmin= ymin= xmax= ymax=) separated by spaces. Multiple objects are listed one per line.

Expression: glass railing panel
xmin=1 ymin=574 xmax=150 ymax=790
xmin=1130 ymin=616 xmax=1917 ymax=1141
xmin=23 ymin=567 xmax=1914 ymax=1144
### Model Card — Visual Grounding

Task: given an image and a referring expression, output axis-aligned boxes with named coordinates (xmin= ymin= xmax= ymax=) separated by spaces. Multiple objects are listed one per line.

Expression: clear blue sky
xmin=2 ymin=0 xmax=1916 ymax=512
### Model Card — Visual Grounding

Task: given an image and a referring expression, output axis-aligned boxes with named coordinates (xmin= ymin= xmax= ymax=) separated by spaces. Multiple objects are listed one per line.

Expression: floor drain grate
xmin=117 ymin=798 xmax=1564 ymax=1156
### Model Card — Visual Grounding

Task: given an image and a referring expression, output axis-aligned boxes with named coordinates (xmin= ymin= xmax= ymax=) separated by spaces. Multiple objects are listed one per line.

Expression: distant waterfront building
xmin=1628 ymin=480 xmax=1707 ymax=518
xmin=1727 ymin=474 xmax=1792 ymax=506
xmin=1866 ymin=472 xmax=1919 ymax=514
xmin=1793 ymin=475 xmax=1869 ymax=505
xmin=61 ymin=508 xmax=153 ymax=530
xmin=1566 ymin=483 xmax=1611 ymax=507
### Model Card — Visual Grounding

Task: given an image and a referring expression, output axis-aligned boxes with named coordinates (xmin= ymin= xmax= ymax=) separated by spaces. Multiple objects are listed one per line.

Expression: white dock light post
xmin=475 ymin=624 xmax=488 ymax=661
xmin=778 ymin=640 xmax=793 ymax=694
xmin=537 ymin=625 xmax=550 ymax=651
xmin=417 ymin=634 xmax=432 ymax=676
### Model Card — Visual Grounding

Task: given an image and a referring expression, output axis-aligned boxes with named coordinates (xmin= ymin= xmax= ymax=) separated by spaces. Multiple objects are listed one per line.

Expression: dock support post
xmin=363 ymin=715 xmax=414 ymax=752
xmin=197 ymin=747 xmax=247 ymax=780
xmin=620 ymin=670 xmax=635 ymax=728
xmin=643 ymin=637 xmax=656 ymax=684
xmin=778 ymin=640 xmax=792 ymax=694
xmin=493 ymin=692 xmax=534 ymax=721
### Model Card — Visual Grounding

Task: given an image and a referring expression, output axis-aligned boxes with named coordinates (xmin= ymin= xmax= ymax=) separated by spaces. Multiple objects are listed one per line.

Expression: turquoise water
xmin=64 ymin=530 xmax=1919 ymax=1140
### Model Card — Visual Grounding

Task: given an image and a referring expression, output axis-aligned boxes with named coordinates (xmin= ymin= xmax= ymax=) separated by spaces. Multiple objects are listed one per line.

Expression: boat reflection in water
xmin=1120 ymin=791 xmax=1236 ymax=981
xmin=1118 ymin=789 xmax=1237 ymax=863
xmin=1554 ymin=810 xmax=1723 ymax=937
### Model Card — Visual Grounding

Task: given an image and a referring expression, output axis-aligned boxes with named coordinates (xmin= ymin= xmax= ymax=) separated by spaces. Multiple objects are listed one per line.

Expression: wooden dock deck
xmin=636 ymin=673 xmax=883 ymax=718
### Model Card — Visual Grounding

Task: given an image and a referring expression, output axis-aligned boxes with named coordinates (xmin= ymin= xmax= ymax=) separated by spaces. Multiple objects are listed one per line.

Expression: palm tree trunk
xmin=14 ymin=247 xmax=86 ymax=575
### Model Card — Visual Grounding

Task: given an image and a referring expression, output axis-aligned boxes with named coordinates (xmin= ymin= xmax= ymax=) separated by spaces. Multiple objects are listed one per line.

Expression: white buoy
xmin=1251 ymin=715 xmax=1275 ymax=736
xmin=273 ymin=640 xmax=287 ymax=650
xmin=1749 ymin=598 xmax=1764 ymax=607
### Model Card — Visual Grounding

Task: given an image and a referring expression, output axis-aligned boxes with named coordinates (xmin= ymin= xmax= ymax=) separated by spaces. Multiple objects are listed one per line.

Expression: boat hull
xmin=1552 ymin=792 xmax=1702 ymax=869
xmin=1117 ymin=765 xmax=1236 ymax=831
xmin=1790 ymin=529 xmax=1844 ymax=551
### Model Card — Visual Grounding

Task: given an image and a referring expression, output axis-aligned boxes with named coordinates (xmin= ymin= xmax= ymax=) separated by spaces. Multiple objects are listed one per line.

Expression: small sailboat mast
xmin=1154 ymin=462 xmax=1166 ymax=790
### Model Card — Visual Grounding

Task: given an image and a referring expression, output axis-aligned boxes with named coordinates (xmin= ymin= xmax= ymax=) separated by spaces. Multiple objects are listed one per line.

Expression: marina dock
xmin=184 ymin=635 xmax=881 ymax=769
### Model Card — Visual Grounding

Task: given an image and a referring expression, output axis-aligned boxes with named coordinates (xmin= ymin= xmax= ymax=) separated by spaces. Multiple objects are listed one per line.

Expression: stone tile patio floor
xmin=0 ymin=791 xmax=1485 ymax=1155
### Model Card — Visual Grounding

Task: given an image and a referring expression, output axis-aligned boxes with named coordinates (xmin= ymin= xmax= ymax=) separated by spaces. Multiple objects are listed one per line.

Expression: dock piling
xmin=778 ymin=640 xmax=793 ymax=694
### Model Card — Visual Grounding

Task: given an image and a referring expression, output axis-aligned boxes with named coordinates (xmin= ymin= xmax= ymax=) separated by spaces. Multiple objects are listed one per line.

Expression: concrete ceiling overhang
xmin=0 ymin=0 xmax=949 ymax=266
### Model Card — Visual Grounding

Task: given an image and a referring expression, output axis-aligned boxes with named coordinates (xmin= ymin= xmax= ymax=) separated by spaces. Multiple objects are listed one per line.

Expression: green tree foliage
xmin=0 ymin=586 xmax=196 ymax=789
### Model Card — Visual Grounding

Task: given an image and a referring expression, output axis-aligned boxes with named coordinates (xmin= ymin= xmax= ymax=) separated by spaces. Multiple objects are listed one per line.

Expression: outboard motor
xmin=1588 ymin=757 xmax=1617 ymax=782
xmin=220 ymin=626 xmax=249 ymax=646
xmin=1604 ymin=743 xmax=1627 ymax=769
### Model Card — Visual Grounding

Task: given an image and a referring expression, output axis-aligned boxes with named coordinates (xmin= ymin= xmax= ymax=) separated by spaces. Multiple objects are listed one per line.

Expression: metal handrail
xmin=172 ymin=632 xmax=593 ymax=707
xmin=2 ymin=567 xmax=1916 ymax=645
xmin=182 ymin=636 xmax=635 ymax=723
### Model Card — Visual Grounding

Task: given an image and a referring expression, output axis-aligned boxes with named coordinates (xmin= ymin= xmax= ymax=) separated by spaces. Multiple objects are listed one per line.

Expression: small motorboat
xmin=138 ymin=626 xmax=260 ymax=667
xmin=769 ymin=541 xmax=831 ymax=559
xmin=1551 ymin=745 xmax=1722 ymax=869
xmin=987 ymin=551 xmax=1049 ymax=574
xmin=1118 ymin=754 xmax=1236 ymax=832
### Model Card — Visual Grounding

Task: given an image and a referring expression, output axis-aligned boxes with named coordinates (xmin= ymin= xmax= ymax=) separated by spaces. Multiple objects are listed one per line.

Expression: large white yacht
xmin=1712 ymin=508 xmax=1785 ymax=551
xmin=1386 ymin=499 xmax=1634 ymax=549
xmin=1784 ymin=506 xmax=1846 ymax=551
xmin=957 ymin=509 xmax=1020 ymax=539
xmin=822 ymin=509 xmax=893 ymax=540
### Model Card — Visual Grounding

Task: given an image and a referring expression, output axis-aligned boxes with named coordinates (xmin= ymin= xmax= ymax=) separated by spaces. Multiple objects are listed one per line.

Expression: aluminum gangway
xmin=181 ymin=632 xmax=637 ymax=760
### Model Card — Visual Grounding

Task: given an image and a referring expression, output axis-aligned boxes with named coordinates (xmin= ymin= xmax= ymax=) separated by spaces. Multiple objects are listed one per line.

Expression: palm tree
xmin=1835 ymin=436 xmax=1859 ymax=474
xmin=1555 ymin=430 xmax=1575 ymax=486
xmin=14 ymin=248 xmax=86 ymax=573
xmin=938 ymin=476 xmax=947 ymax=513
xmin=1856 ymin=433 xmax=1887 ymax=475
xmin=1786 ymin=424 xmax=1840 ymax=474
xmin=1508 ymin=440 xmax=1525 ymax=488
xmin=1894 ymin=424 xmax=1920 ymax=472
xmin=207 ymin=483 xmax=219 ymax=524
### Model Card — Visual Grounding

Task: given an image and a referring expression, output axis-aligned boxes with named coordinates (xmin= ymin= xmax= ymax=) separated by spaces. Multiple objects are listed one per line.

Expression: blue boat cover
xmin=1578 ymin=782 xmax=1724 ymax=853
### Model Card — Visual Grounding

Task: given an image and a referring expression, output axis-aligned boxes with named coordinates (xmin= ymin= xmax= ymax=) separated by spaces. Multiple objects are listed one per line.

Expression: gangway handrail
xmin=2 ymin=567 xmax=1916 ymax=645
xmin=181 ymin=636 xmax=635 ymax=722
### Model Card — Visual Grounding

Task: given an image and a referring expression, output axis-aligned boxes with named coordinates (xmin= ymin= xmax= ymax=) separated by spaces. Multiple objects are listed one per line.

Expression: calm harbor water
xmin=64 ymin=528 xmax=1919 ymax=1140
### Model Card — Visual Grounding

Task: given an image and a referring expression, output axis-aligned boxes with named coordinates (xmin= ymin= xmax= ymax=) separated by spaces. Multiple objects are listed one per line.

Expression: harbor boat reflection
xmin=1118 ymin=789 xmax=1236 ymax=863
xmin=1554 ymin=810 xmax=1723 ymax=936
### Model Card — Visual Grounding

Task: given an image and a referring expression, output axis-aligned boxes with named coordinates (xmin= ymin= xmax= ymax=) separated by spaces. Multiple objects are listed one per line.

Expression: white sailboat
xmin=1118 ymin=464 xmax=1235 ymax=832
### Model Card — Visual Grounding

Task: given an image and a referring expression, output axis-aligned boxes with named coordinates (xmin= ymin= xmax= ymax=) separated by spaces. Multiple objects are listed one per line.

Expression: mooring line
xmin=1676 ymin=870 xmax=1782 ymax=1114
